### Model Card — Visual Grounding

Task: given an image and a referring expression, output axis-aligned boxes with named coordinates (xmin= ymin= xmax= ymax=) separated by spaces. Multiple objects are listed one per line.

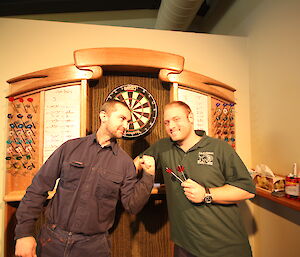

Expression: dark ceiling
xmin=0 ymin=0 xmax=235 ymax=33
xmin=0 ymin=0 xmax=161 ymax=16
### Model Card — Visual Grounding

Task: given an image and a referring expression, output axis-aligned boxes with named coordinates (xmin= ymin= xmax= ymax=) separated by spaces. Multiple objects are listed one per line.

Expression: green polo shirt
xmin=143 ymin=132 xmax=255 ymax=257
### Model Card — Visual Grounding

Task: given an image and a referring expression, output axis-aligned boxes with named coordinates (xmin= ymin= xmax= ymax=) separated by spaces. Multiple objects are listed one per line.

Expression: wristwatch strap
xmin=204 ymin=187 xmax=213 ymax=203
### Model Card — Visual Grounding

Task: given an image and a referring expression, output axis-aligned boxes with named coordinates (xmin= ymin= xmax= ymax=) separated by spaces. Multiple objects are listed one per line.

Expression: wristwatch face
xmin=204 ymin=194 xmax=213 ymax=204
xmin=106 ymin=84 xmax=158 ymax=139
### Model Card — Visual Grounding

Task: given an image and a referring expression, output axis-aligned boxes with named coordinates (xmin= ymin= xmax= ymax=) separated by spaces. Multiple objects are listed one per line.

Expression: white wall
xmin=212 ymin=1 xmax=300 ymax=257
xmin=0 ymin=18 xmax=251 ymax=257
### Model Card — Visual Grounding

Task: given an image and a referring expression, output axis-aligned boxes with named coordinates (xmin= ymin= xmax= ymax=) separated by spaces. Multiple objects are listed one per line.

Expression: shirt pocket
xmin=95 ymin=170 xmax=123 ymax=200
xmin=60 ymin=161 xmax=84 ymax=191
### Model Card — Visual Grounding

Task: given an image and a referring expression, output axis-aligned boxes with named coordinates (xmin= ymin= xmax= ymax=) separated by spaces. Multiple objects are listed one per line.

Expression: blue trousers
xmin=37 ymin=224 xmax=111 ymax=257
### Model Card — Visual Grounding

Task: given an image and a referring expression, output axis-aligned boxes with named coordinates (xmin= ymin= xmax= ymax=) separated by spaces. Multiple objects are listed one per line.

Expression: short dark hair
xmin=100 ymin=99 xmax=130 ymax=115
xmin=164 ymin=101 xmax=192 ymax=115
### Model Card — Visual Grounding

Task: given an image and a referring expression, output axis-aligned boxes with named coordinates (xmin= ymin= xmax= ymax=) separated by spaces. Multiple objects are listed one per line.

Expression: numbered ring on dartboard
xmin=106 ymin=84 xmax=158 ymax=139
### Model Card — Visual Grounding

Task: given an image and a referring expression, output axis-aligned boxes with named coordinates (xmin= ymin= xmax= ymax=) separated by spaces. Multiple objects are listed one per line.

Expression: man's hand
xmin=133 ymin=156 xmax=142 ymax=173
xmin=15 ymin=236 xmax=37 ymax=257
xmin=181 ymin=179 xmax=206 ymax=203
xmin=139 ymin=155 xmax=155 ymax=176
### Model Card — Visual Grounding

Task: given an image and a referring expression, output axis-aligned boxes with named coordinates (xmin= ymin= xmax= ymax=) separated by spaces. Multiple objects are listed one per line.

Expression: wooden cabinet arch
xmin=5 ymin=47 xmax=236 ymax=257
xmin=7 ymin=47 xmax=235 ymax=103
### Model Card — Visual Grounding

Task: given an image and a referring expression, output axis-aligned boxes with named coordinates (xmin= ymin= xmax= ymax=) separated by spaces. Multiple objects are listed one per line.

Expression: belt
xmin=46 ymin=224 xmax=108 ymax=241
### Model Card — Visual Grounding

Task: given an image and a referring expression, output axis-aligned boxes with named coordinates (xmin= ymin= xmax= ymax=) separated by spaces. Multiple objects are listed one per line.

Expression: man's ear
xmin=99 ymin=111 xmax=108 ymax=123
xmin=188 ymin=112 xmax=194 ymax=123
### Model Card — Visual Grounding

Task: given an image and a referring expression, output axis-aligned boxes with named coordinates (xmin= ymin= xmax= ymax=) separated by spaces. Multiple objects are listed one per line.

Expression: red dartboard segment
xmin=106 ymin=84 xmax=158 ymax=139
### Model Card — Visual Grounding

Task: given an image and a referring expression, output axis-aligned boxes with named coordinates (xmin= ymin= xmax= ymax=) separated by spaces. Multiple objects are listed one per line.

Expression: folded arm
xmin=181 ymin=179 xmax=255 ymax=204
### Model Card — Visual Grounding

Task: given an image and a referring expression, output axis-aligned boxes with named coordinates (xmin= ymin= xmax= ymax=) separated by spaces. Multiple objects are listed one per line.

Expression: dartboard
xmin=106 ymin=84 xmax=158 ymax=139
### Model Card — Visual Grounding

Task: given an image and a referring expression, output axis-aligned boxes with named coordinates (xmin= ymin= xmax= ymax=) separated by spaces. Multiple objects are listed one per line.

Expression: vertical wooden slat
xmin=80 ymin=80 xmax=88 ymax=137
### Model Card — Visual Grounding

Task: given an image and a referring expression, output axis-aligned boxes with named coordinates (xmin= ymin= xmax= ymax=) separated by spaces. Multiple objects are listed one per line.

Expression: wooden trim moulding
xmin=6 ymin=48 xmax=235 ymax=103
xmin=74 ymin=47 xmax=185 ymax=73
xmin=159 ymin=69 xmax=236 ymax=103
xmin=7 ymin=65 xmax=102 ymax=97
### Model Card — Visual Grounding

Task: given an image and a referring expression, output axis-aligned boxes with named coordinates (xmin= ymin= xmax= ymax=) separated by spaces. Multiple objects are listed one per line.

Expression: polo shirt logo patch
xmin=197 ymin=152 xmax=214 ymax=165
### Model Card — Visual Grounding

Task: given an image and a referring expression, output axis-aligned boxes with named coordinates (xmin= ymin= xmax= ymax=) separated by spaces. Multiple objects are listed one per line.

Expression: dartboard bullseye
xmin=106 ymin=84 xmax=158 ymax=139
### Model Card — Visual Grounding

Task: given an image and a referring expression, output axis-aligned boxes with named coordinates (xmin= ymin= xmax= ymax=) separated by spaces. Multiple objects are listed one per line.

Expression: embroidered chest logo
xmin=197 ymin=152 xmax=214 ymax=165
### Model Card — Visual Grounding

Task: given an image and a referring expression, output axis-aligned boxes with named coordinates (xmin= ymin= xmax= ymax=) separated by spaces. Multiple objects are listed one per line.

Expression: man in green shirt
xmin=135 ymin=101 xmax=255 ymax=257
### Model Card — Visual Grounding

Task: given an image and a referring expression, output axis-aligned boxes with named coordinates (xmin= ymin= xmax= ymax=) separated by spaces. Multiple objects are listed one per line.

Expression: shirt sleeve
xmin=14 ymin=142 xmax=66 ymax=240
xmin=222 ymin=144 xmax=256 ymax=194
xmin=120 ymin=160 xmax=154 ymax=215
xmin=140 ymin=141 xmax=163 ymax=172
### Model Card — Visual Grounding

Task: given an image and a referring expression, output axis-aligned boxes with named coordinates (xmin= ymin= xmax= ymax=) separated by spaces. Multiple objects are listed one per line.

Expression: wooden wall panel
xmin=88 ymin=71 xmax=171 ymax=257
xmin=109 ymin=196 xmax=171 ymax=257
xmin=88 ymin=71 xmax=169 ymax=160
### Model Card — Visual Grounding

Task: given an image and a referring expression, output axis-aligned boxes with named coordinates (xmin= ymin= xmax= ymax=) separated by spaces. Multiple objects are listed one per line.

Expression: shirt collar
xmin=171 ymin=130 xmax=210 ymax=150
xmin=88 ymin=133 xmax=119 ymax=155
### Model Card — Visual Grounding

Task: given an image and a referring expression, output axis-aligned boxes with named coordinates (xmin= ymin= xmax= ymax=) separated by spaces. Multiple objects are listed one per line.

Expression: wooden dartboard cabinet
xmin=4 ymin=48 xmax=236 ymax=257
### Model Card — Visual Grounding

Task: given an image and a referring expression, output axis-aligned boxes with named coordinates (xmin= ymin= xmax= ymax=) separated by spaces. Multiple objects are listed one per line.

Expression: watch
xmin=203 ymin=187 xmax=213 ymax=204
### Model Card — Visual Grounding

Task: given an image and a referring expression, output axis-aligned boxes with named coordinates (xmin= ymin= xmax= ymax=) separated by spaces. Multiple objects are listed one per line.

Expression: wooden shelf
xmin=256 ymin=187 xmax=300 ymax=211
xmin=4 ymin=185 xmax=166 ymax=203
xmin=3 ymin=190 xmax=56 ymax=202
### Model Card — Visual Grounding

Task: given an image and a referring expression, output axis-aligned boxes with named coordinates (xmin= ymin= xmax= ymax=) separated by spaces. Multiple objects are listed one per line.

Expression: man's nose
xmin=169 ymin=120 xmax=176 ymax=128
xmin=123 ymin=120 xmax=129 ymax=129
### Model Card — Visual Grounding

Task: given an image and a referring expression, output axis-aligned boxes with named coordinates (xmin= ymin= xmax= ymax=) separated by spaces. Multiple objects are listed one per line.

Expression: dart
xmin=7 ymin=116 xmax=19 ymax=135
xmin=166 ymin=167 xmax=183 ymax=183
xmin=24 ymin=154 xmax=31 ymax=160
xmin=27 ymin=97 xmax=37 ymax=113
xmin=25 ymin=145 xmax=35 ymax=153
xmin=15 ymin=136 xmax=26 ymax=147
xmin=17 ymin=113 xmax=27 ymax=127
xmin=16 ymin=130 xmax=27 ymax=144
xmin=19 ymin=133 xmax=27 ymax=144
xmin=15 ymin=146 xmax=23 ymax=154
xmin=15 ymin=155 xmax=27 ymax=168
xmin=15 ymin=139 xmax=26 ymax=152
xmin=177 ymin=165 xmax=187 ymax=181
xmin=25 ymin=130 xmax=35 ymax=143
xmin=9 ymin=162 xmax=19 ymax=170
xmin=5 ymin=156 xmax=16 ymax=169
xmin=27 ymin=114 xmax=36 ymax=129
xmin=17 ymin=124 xmax=26 ymax=134
xmin=18 ymin=98 xmax=28 ymax=113
xmin=8 ymin=96 xmax=18 ymax=112
xmin=5 ymin=156 xmax=16 ymax=170
xmin=7 ymin=146 xmax=14 ymax=154
xmin=213 ymin=102 xmax=222 ymax=115
xmin=25 ymin=138 xmax=35 ymax=146
xmin=26 ymin=124 xmax=35 ymax=136
xmin=6 ymin=139 xmax=17 ymax=152
xmin=9 ymin=123 xmax=18 ymax=134
xmin=9 ymin=132 xmax=16 ymax=141
xmin=8 ymin=130 xmax=14 ymax=138
xmin=27 ymin=162 xmax=35 ymax=170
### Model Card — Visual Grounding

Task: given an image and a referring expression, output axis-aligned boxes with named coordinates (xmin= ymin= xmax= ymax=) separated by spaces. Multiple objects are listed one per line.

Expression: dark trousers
xmin=174 ymin=244 xmax=197 ymax=257
xmin=37 ymin=224 xmax=111 ymax=257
